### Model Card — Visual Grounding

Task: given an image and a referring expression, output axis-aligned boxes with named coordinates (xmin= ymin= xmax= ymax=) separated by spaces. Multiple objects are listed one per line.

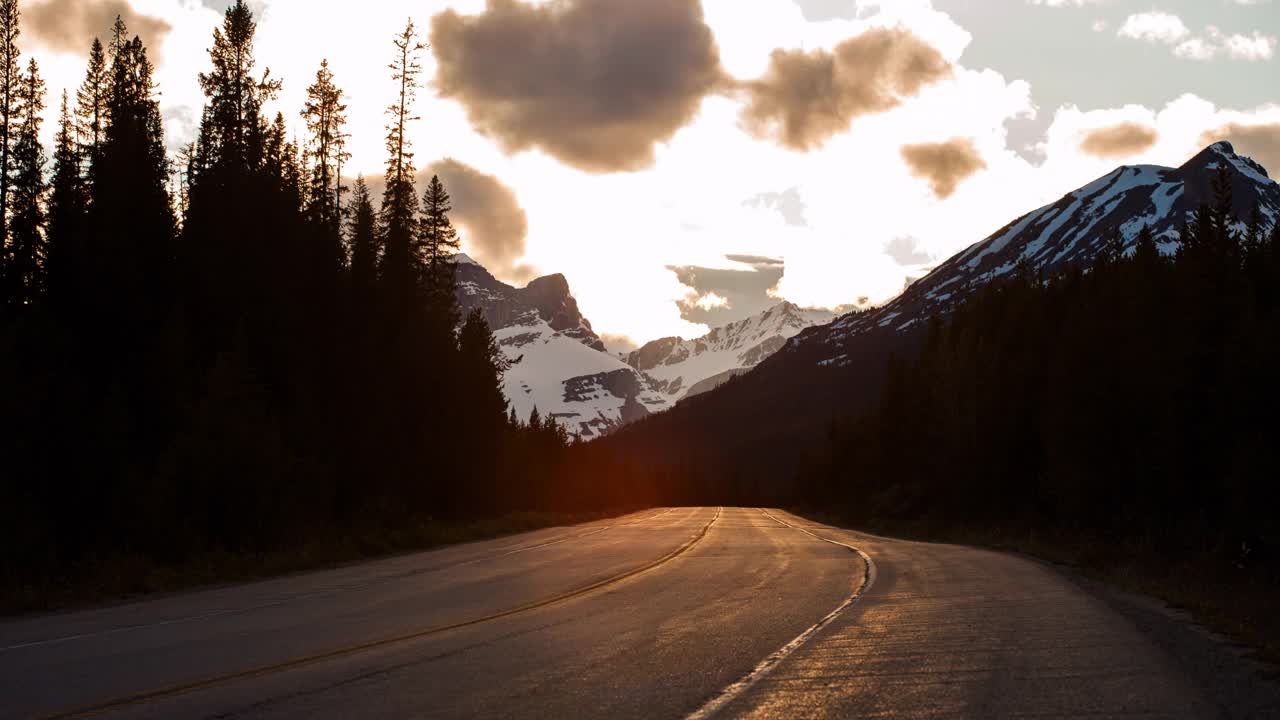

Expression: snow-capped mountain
xmin=455 ymin=257 xmax=671 ymax=440
xmin=791 ymin=141 xmax=1280 ymax=368
xmin=626 ymin=302 xmax=835 ymax=403
xmin=454 ymin=257 xmax=838 ymax=438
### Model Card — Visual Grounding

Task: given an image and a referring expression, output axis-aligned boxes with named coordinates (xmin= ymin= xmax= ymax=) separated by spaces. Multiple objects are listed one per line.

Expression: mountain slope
xmin=456 ymin=257 xmax=670 ymax=439
xmin=598 ymin=142 xmax=1280 ymax=490
xmin=795 ymin=141 xmax=1280 ymax=368
xmin=626 ymin=302 xmax=835 ymax=403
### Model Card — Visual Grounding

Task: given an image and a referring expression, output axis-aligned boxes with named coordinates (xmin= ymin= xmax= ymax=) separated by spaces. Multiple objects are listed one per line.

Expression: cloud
xmin=1212 ymin=29 xmax=1277 ymax=61
xmin=430 ymin=0 xmax=726 ymax=174
xmin=24 ymin=0 xmax=172 ymax=57
xmin=600 ymin=333 xmax=640 ymax=356
xmin=738 ymin=28 xmax=951 ymax=151
xmin=1118 ymin=12 xmax=1276 ymax=61
xmin=792 ymin=0 xmax=858 ymax=21
xmin=1027 ymin=0 xmax=1107 ymax=6
xmin=669 ymin=257 xmax=787 ymax=326
xmin=690 ymin=291 xmax=730 ymax=311
xmin=744 ymin=187 xmax=808 ymax=226
xmin=1079 ymin=122 xmax=1159 ymax=159
xmin=900 ymin=137 xmax=986 ymax=199
xmin=725 ymin=254 xmax=785 ymax=266
xmin=1200 ymin=123 xmax=1280 ymax=177
xmin=426 ymin=158 xmax=534 ymax=285
xmin=1118 ymin=11 xmax=1190 ymax=45
xmin=884 ymin=236 xmax=933 ymax=266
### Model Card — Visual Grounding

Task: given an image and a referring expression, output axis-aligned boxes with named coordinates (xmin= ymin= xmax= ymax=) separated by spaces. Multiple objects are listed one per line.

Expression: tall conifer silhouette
xmin=380 ymin=20 xmax=426 ymax=302
xmin=6 ymin=58 xmax=44 ymax=304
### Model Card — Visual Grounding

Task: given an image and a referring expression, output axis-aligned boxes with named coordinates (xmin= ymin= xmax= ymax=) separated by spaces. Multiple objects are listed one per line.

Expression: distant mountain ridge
xmin=626 ymin=302 xmax=835 ymax=403
xmin=454 ymin=257 xmax=837 ymax=438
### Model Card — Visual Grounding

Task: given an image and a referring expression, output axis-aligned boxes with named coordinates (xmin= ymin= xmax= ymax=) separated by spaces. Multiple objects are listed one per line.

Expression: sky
xmin=20 ymin=0 xmax=1280 ymax=350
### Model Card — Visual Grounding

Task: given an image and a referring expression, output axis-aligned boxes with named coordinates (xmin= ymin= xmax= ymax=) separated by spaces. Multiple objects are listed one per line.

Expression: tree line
xmin=796 ymin=173 xmax=1280 ymax=578
xmin=0 ymin=0 xmax=573 ymax=601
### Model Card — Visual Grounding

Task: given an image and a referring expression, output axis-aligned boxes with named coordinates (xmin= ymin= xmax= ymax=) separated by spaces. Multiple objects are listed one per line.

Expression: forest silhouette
xmin=0 ymin=1 xmax=574 ymax=608
xmin=1 ymin=0 xmax=1278 ymax=648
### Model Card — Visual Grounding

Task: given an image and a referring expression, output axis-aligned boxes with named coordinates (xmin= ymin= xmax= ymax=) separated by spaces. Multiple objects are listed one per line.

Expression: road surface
xmin=0 ymin=507 xmax=1261 ymax=718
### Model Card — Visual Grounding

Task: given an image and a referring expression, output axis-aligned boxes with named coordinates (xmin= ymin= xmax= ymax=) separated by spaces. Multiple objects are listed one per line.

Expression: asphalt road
xmin=0 ymin=507 xmax=1253 ymax=719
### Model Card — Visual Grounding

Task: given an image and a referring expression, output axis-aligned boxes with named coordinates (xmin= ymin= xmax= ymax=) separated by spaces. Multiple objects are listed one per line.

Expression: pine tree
xmin=76 ymin=38 xmax=108 ymax=181
xmin=1245 ymin=207 xmax=1264 ymax=254
xmin=420 ymin=174 xmax=460 ymax=324
xmin=6 ymin=58 xmax=44 ymax=305
xmin=194 ymin=0 xmax=278 ymax=177
xmin=264 ymin=112 xmax=301 ymax=208
xmin=88 ymin=35 xmax=174 ymax=321
xmin=47 ymin=90 xmax=88 ymax=302
xmin=301 ymin=60 xmax=349 ymax=235
xmin=1133 ymin=224 xmax=1160 ymax=272
xmin=186 ymin=0 xmax=287 ymax=341
xmin=380 ymin=20 xmax=426 ymax=299
xmin=0 ymin=0 xmax=20 ymax=255
xmin=458 ymin=307 xmax=509 ymax=513
xmin=347 ymin=175 xmax=378 ymax=297
xmin=459 ymin=308 xmax=508 ymax=422
xmin=108 ymin=16 xmax=129 ymax=59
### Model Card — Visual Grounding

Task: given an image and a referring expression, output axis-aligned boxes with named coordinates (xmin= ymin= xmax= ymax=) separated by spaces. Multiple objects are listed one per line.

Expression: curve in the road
xmin=685 ymin=509 xmax=876 ymax=720
xmin=40 ymin=507 xmax=720 ymax=720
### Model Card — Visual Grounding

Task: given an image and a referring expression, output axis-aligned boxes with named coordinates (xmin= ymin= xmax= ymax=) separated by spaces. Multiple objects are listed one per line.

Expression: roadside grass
xmin=790 ymin=508 xmax=1280 ymax=668
xmin=0 ymin=510 xmax=621 ymax=618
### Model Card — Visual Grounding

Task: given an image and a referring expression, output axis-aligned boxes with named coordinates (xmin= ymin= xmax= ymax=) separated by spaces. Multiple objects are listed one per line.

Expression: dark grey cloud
xmin=1201 ymin=123 xmax=1280 ymax=177
xmin=739 ymin=28 xmax=952 ymax=151
xmin=744 ymin=187 xmax=808 ymax=226
xmin=669 ymin=256 xmax=786 ymax=327
xmin=1080 ymin=122 xmax=1159 ymax=159
xmin=426 ymin=158 xmax=534 ymax=285
xmin=25 ymin=0 xmax=171 ymax=57
xmin=430 ymin=0 xmax=727 ymax=174
xmin=884 ymin=236 xmax=933 ymax=267
xmin=900 ymin=137 xmax=986 ymax=199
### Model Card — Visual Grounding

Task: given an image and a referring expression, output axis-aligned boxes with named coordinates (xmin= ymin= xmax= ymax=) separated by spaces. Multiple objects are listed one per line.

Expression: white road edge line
xmin=685 ymin=508 xmax=877 ymax=720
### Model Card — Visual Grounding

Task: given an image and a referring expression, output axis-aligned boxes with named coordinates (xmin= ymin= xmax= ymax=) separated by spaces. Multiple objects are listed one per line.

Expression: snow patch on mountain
xmin=627 ymin=302 xmax=835 ymax=402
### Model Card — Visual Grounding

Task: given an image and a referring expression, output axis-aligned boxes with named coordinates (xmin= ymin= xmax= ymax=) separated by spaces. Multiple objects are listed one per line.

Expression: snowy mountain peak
xmin=455 ymin=260 xmax=666 ymax=439
xmin=457 ymin=263 xmax=605 ymax=353
xmin=1184 ymin=141 xmax=1270 ymax=183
